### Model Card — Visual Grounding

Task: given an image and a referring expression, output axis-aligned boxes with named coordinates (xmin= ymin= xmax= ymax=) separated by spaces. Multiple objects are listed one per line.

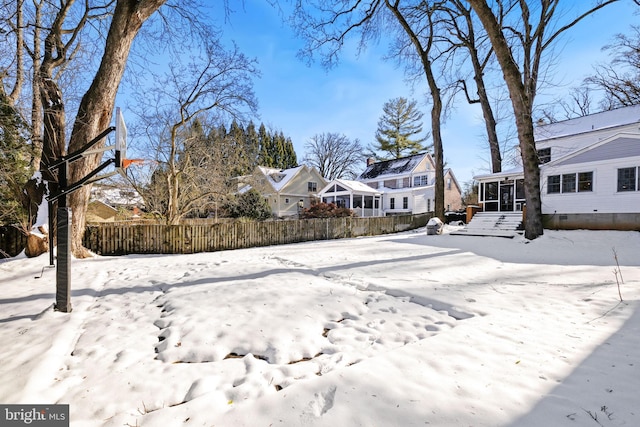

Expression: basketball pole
xmin=47 ymin=119 xmax=124 ymax=313
xmin=55 ymin=159 xmax=72 ymax=312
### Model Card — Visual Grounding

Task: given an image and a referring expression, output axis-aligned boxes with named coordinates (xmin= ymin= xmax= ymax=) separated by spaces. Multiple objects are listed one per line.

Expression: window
xmin=562 ymin=173 xmax=576 ymax=193
xmin=547 ymin=175 xmax=560 ymax=194
xmin=515 ymin=179 xmax=525 ymax=199
xmin=390 ymin=198 xmax=395 ymax=209
xmin=618 ymin=167 xmax=636 ymax=192
xmin=549 ymin=172 xmax=594 ymax=194
xmin=483 ymin=182 xmax=499 ymax=200
xmin=403 ymin=197 xmax=408 ymax=209
xmin=578 ymin=172 xmax=593 ymax=192
xmin=413 ymin=175 xmax=428 ymax=187
xmin=537 ymin=147 xmax=551 ymax=164
xmin=447 ymin=178 xmax=452 ymax=190
xmin=308 ymin=182 xmax=317 ymax=192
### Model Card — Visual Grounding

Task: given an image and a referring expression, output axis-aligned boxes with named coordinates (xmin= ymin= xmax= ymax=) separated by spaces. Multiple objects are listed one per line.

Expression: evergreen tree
xmin=257 ymin=123 xmax=273 ymax=167
xmin=244 ymin=121 xmax=260 ymax=171
xmin=227 ymin=119 xmax=248 ymax=175
xmin=273 ymin=132 xmax=286 ymax=167
xmin=0 ymin=93 xmax=32 ymax=224
xmin=225 ymin=188 xmax=272 ymax=220
xmin=372 ymin=97 xmax=430 ymax=159
xmin=283 ymin=135 xmax=298 ymax=168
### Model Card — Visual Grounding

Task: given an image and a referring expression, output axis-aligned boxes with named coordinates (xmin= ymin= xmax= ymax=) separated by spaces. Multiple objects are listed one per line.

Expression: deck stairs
xmin=451 ymin=212 xmax=523 ymax=238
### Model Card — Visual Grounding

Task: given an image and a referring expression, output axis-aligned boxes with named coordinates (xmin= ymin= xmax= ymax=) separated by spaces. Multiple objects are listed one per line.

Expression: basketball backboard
xmin=115 ymin=107 xmax=127 ymax=169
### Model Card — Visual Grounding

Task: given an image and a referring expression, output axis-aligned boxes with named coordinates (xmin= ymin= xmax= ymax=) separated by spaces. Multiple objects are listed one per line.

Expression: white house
xmin=474 ymin=105 xmax=640 ymax=230
xmin=317 ymin=179 xmax=383 ymax=217
xmin=318 ymin=153 xmax=463 ymax=217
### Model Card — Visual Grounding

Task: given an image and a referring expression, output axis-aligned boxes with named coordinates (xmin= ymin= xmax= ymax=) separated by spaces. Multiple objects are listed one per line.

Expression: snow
xmin=29 ymin=171 xmax=50 ymax=232
xmin=1 ymin=227 xmax=639 ymax=426
xmin=534 ymin=104 xmax=640 ymax=141
xmin=258 ymin=166 xmax=304 ymax=192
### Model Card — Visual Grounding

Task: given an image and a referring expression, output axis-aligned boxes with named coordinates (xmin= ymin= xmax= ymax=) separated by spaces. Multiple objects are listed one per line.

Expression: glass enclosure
xmin=480 ymin=179 xmax=525 ymax=211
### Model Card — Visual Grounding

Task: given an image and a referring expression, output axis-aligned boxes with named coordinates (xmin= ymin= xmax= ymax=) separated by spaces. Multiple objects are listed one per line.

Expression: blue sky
xmin=208 ymin=1 xmax=638 ymax=186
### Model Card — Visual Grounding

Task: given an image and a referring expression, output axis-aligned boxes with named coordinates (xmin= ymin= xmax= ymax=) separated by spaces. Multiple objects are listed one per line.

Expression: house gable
xmin=551 ymin=134 xmax=640 ymax=167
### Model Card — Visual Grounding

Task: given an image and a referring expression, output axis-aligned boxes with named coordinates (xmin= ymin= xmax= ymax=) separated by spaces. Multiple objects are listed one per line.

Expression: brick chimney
xmin=366 ymin=157 xmax=375 ymax=166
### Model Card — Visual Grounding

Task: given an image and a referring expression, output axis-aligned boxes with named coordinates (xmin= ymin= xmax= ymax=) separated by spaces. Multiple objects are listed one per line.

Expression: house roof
xmin=91 ymin=185 xmax=143 ymax=207
xmin=258 ymin=165 xmax=305 ymax=192
xmin=534 ymin=104 xmax=640 ymax=141
xmin=320 ymin=179 xmax=382 ymax=195
xmin=473 ymin=167 xmax=524 ymax=181
xmin=358 ymin=153 xmax=430 ymax=180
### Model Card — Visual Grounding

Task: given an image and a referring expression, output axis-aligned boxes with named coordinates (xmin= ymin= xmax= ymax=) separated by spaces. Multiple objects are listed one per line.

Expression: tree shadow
xmin=384 ymin=230 xmax=640 ymax=267
xmin=0 ymin=247 xmax=466 ymax=324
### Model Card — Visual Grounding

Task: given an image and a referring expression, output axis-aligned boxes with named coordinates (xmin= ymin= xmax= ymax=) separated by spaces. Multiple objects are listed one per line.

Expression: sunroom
xmin=474 ymin=170 xmax=526 ymax=212
xmin=317 ymin=179 xmax=383 ymax=217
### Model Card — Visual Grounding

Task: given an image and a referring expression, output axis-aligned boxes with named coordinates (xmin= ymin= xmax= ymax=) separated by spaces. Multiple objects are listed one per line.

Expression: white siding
xmin=413 ymin=194 xmax=428 ymax=214
xmin=541 ymin=155 xmax=640 ymax=214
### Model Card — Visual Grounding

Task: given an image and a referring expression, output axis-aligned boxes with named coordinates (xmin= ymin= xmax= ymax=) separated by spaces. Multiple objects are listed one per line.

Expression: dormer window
xmin=271 ymin=173 xmax=286 ymax=183
xmin=413 ymin=175 xmax=428 ymax=187
xmin=537 ymin=148 xmax=551 ymax=164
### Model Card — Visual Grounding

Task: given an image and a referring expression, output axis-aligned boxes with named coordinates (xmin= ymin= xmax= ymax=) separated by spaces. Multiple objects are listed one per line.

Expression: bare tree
xmin=131 ymin=38 xmax=258 ymax=225
xmin=466 ymin=0 xmax=618 ymax=240
xmin=383 ymin=1 xmax=448 ymax=220
xmin=292 ymin=0 xmax=451 ymax=220
xmin=586 ymin=25 xmax=640 ymax=110
xmin=0 ymin=0 xmax=25 ymax=104
xmin=541 ymin=85 xmax=595 ymax=122
xmin=442 ymin=0 xmax=503 ymax=173
xmin=303 ymin=132 xmax=365 ymax=180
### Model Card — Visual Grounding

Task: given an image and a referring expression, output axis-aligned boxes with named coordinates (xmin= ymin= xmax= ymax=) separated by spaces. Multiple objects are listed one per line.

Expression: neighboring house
xmin=317 ymin=179 xmax=383 ymax=217
xmin=87 ymin=200 xmax=119 ymax=222
xmin=243 ymin=165 xmax=327 ymax=218
xmin=318 ymin=153 xmax=463 ymax=217
xmin=87 ymin=184 xmax=144 ymax=222
xmin=474 ymin=104 xmax=640 ymax=230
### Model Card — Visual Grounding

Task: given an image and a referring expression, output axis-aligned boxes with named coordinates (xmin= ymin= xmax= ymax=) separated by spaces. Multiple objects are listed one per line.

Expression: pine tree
xmin=372 ymin=97 xmax=430 ymax=159
xmin=244 ymin=121 xmax=260 ymax=171
xmin=0 ymin=93 xmax=32 ymax=224
xmin=228 ymin=119 xmax=248 ymax=175
xmin=283 ymin=136 xmax=298 ymax=168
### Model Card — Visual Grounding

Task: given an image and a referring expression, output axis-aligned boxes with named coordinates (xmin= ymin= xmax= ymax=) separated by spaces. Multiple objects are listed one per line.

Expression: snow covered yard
xmin=1 ymin=228 xmax=639 ymax=426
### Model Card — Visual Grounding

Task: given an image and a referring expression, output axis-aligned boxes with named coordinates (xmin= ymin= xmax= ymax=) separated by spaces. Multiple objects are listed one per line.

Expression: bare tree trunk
xmin=469 ymin=55 xmax=501 ymax=173
xmin=385 ymin=1 xmax=446 ymax=220
xmin=166 ymin=125 xmax=182 ymax=225
xmin=467 ymin=0 xmax=543 ymax=239
xmin=426 ymin=69 xmax=445 ymax=221
xmin=66 ymin=0 xmax=166 ymax=257
xmin=30 ymin=1 xmax=44 ymax=171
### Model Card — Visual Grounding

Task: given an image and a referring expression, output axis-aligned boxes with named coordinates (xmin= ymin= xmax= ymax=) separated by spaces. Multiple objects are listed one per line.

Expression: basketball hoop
xmin=121 ymin=158 xmax=146 ymax=169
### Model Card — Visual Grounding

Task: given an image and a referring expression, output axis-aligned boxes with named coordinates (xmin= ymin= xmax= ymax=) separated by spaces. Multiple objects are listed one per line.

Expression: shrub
xmin=301 ymin=202 xmax=354 ymax=219
xmin=225 ymin=189 xmax=272 ymax=221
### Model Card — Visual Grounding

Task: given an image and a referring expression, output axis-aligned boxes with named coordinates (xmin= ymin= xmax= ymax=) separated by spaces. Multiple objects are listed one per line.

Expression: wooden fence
xmin=83 ymin=214 xmax=431 ymax=256
xmin=0 ymin=226 xmax=27 ymax=258
xmin=1 ymin=214 xmax=430 ymax=257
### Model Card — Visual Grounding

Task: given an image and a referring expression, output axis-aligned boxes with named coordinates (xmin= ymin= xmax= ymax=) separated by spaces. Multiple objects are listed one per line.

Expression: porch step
xmin=451 ymin=212 xmax=523 ymax=238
